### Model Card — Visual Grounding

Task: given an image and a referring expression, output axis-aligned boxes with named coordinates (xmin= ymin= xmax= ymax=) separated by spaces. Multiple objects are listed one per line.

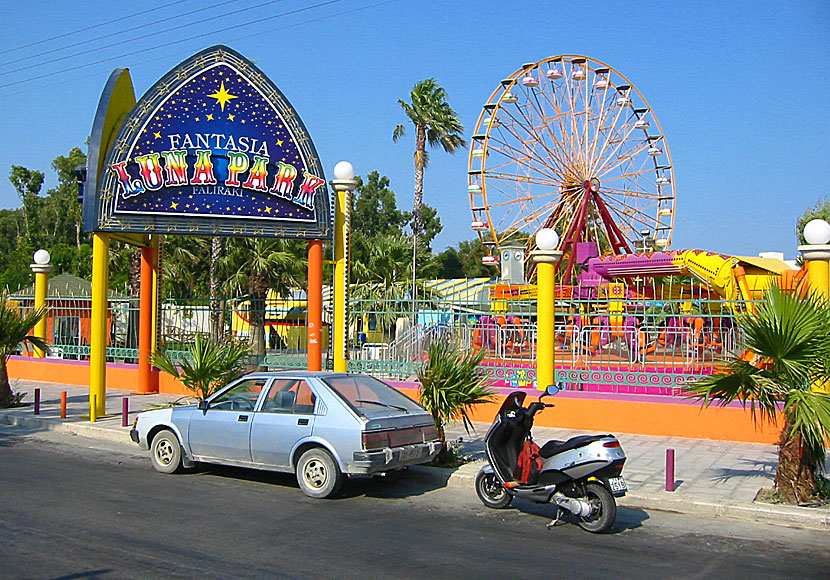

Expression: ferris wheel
xmin=468 ymin=56 xmax=676 ymax=283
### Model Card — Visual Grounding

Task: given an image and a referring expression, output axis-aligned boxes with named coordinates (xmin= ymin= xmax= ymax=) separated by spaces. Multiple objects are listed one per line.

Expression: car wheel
xmin=296 ymin=448 xmax=342 ymax=499
xmin=150 ymin=430 xmax=183 ymax=474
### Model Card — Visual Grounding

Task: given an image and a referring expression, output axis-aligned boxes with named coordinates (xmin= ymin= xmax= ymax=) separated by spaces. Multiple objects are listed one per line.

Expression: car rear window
xmin=323 ymin=375 xmax=424 ymax=416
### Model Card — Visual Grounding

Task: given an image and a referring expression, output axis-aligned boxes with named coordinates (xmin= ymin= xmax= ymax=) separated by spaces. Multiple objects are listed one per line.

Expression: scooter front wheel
xmin=577 ymin=482 xmax=617 ymax=533
xmin=475 ymin=470 xmax=512 ymax=509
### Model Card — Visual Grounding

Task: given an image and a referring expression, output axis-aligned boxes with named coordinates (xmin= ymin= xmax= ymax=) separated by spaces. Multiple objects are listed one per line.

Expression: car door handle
xmin=297 ymin=418 xmax=309 ymax=426
xmin=238 ymin=415 xmax=249 ymax=422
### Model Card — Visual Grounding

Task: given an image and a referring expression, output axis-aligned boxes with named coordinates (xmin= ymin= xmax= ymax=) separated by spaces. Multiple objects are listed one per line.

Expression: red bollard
xmin=60 ymin=391 xmax=67 ymax=419
xmin=122 ymin=397 xmax=129 ymax=427
xmin=34 ymin=388 xmax=40 ymax=415
xmin=666 ymin=448 xmax=676 ymax=492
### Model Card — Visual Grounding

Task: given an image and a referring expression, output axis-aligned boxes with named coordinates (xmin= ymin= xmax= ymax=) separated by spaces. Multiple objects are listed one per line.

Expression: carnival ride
xmin=469 ymin=247 xmax=805 ymax=391
xmin=464 ymin=56 xmax=803 ymax=392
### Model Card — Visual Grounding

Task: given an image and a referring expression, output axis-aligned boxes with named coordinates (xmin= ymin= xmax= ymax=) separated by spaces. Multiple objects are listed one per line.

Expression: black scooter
xmin=475 ymin=385 xmax=627 ymax=533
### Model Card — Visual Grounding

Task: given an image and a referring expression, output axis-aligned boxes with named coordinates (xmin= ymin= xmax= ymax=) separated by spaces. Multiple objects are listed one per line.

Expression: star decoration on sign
xmin=208 ymin=81 xmax=238 ymax=111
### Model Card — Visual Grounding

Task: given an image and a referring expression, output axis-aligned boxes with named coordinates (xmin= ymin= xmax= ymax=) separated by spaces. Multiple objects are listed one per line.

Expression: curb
xmin=0 ymin=412 xmax=134 ymax=445
xmin=620 ymin=492 xmax=830 ymax=531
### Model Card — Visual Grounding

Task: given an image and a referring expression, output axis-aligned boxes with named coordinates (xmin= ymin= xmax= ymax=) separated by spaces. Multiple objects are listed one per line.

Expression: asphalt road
xmin=1 ymin=427 xmax=828 ymax=580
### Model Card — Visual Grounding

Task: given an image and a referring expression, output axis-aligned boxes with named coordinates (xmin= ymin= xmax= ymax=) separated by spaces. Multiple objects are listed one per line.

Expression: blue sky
xmin=0 ymin=0 xmax=827 ymax=259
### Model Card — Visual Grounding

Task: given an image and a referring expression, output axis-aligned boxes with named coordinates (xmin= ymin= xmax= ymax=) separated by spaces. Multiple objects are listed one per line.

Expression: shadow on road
xmin=191 ymin=463 xmax=449 ymax=499
xmin=189 ymin=463 xmax=301 ymax=490
xmin=497 ymin=498 xmax=650 ymax=534
xmin=52 ymin=570 xmax=114 ymax=580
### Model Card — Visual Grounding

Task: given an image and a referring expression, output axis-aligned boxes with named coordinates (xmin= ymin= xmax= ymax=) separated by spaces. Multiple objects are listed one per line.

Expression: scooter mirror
xmin=545 ymin=385 xmax=560 ymax=396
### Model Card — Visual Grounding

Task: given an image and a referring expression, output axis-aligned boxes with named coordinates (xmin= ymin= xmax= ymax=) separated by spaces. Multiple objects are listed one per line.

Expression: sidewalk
xmin=2 ymin=379 xmax=828 ymax=531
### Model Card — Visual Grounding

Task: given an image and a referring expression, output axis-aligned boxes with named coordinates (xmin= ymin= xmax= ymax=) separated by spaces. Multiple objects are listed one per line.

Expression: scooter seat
xmin=539 ymin=435 xmax=612 ymax=458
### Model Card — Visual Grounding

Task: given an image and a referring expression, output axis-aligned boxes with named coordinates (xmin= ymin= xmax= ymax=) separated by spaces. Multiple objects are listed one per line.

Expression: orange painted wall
xmin=7 ymin=357 xmax=188 ymax=397
xmin=396 ymin=388 xmax=782 ymax=444
xmin=8 ymin=358 xmax=781 ymax=443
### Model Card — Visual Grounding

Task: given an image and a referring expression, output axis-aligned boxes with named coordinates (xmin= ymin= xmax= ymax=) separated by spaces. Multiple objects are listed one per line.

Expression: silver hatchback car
xmin=130 ymin=371 xmax=442 ymax=498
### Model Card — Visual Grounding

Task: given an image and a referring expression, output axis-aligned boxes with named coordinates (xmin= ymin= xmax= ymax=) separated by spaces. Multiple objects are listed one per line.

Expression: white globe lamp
xmin=33 ymin=249 xmax=51 ymax=265
xmin=333 ymin=161 xmax=355 ymax=181
xmin=535 ymin=228 xmax=559 ymax=251
xmin=803 ymin=219 xmax=830 ymax=245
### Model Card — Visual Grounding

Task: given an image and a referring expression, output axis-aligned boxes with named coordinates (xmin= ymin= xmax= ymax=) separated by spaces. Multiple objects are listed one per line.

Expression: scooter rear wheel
xmin=577 ymin=482 xmax=617 ymax=533
xmin=475 ymin=470 xmax=512 ymax=509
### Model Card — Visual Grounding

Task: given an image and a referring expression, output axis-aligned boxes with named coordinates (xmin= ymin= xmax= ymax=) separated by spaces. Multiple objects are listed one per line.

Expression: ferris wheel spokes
xmin=469 ymin=56 xmax=676 ymax=278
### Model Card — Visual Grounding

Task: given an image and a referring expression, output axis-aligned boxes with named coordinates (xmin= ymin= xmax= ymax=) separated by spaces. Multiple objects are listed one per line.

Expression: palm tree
xmin=0 ymin=294 xmax=47 ymax=407
xmin=418 ymin=338 xmax=495 ymax=461
xmin=351 ymin=233 xmax=412 ymax=341
xmin=687 ymin=285 xmax=830 ymax=503
xmin=352 ymin=233 xmax=444 ymax=342
xmin=221 ymin=237 xmax=301 ymax=362
xmin=393 ymin=79 xmax=466 ymax=308
xmin=158 ymin=235 xmax=209 ymax=298
xmin=150 ymin=333 xmax=248 ymax=401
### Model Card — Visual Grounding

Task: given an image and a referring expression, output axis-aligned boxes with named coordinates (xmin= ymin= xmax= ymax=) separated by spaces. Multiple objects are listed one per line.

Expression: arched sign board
xmin=82 ymin=45 xmax=330 ymax=240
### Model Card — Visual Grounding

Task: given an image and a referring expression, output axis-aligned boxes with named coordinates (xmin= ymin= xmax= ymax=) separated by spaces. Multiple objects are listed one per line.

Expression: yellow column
xmin=804 ymin=258 xmax=829 ymax=299
xmin=330 ymin=162 xmax=357 ymax=373
xmin=799 ymin=239 xmax=830 ymax=394
xmin=531 ymin=229 xmax=563 ymax=391
xmin=90 ymin=232 xmax=110 ymax=420
xmin=30 ymin=251 xmax=53 ymax=358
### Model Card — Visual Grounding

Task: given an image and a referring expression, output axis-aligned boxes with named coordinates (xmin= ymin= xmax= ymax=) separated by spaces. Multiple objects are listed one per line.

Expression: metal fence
xmin=9 ymin=280 xmax=754 ymax=395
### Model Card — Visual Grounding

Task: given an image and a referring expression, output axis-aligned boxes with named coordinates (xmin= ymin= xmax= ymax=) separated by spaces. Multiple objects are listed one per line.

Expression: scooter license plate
xmin=608 ymin=476 xmax=627 ymax=493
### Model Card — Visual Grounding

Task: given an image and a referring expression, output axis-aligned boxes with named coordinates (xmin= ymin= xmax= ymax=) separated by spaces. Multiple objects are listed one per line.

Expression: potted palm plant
xmin=150 ymin=333 xmax=250 ymax=401
xmin=417 ymin=338 xmax=495 ymax=465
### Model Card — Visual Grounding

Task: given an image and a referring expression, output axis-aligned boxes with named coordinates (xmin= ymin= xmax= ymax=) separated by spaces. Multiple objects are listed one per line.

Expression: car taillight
xmin=603 ymin=440 xmax=620 ymax=448
xmin=422 ymin=424 xmax=439 ymax=442
xmin=362 ymin=430 xmax=390 ymax=450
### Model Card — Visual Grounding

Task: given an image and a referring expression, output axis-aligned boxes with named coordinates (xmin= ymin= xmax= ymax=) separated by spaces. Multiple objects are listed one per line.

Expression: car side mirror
xmin=545 ymin=385 xmax=560 ymax=396
xmin=198 ymin=400 xmax=209 ymax=414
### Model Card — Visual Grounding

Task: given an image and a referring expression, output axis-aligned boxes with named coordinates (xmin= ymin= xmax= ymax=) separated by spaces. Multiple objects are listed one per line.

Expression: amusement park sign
xmin=83 ymin=45 xmax=330 ymax=239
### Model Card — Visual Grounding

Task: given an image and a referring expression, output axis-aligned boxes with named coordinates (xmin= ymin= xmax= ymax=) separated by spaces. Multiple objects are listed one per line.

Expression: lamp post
xmin=30 ymin=250 xmax=53 ymax=359
xmin=532 ymin=229 xmax=563 ymax=390
xmin=799 ymin=218 xmax=830 ymax=299
xmin=799 ymin=218 xmax=830 ymax=394
xmin=331 ymin=161 xmax=357 ymax=373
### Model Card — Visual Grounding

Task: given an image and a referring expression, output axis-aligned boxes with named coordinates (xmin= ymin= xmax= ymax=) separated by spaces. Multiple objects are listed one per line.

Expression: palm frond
xmin=151 ymin=333 xmax=248 ymax=400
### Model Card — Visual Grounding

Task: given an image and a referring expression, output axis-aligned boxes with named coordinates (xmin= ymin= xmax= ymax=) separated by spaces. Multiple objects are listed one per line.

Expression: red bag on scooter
xmin=514 ymin=439 xmax=543 ymax=484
